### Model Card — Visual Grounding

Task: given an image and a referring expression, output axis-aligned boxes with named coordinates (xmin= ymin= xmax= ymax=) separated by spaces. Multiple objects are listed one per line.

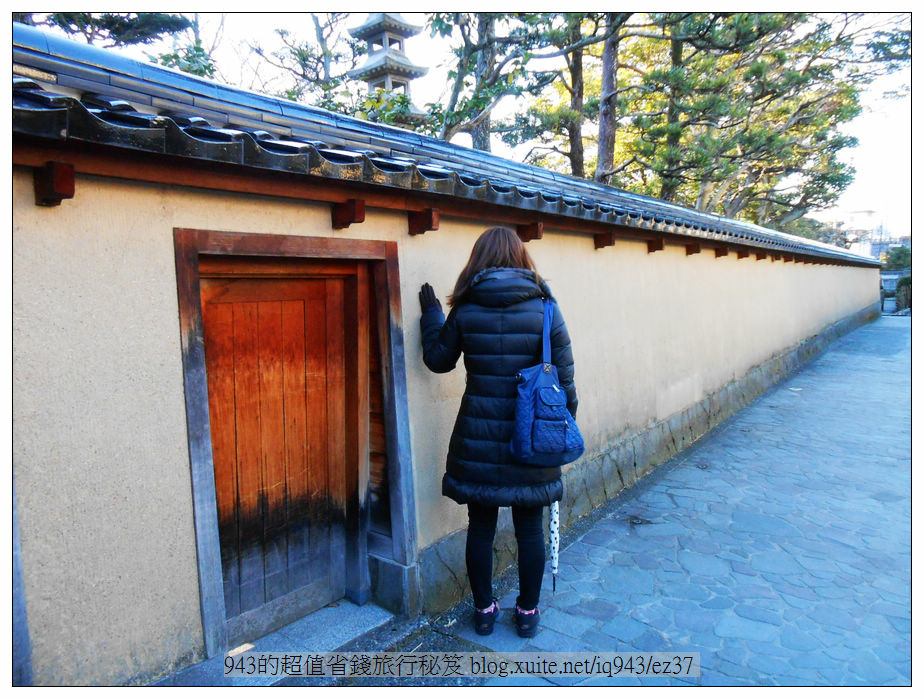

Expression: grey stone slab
xmin=580 ymin=628 xmax=622 ymax=652
xmin=806 ymin=605 xmax=859 ymax=631
xmin=744 ymin=639 xmax=790 ymax=659
xmin=794 ymin=554 xmax=843 ymax=574
xmin=715 ymin=645 xmax=748 ymax=665
xmin=867 ymin=642 xmax=910 ymax=664
xmin=672 ymin=608 xmax=718 ymax=633
xmin=628 ymin=605 xmax=672 ymax=629
xmin=790 ymin=650 xmax=844 ymax=671
xmin=748 ymin=550 xmax=804 ymax=575
xmin=633 ymin=523 xmax=687 ymax=538
xmin=599 ymin=616 xmax=649 ymax=642
xmin=275 ymin=601 xmax=394 ymax=652
xmin=779 ymin=626 xmax=821 ymax=652
xmin=687 ymin=632 xmax=723 ymax=651
xmin=815 ymin=582 xmax=855 ymax=599
xmin=714 ymin=615 xmax=779 ymax=642
xmin=659 ymin=582 xmax=712 ymax=601
xmin=817 ymin=666 xmax=849 ymax=685
xmin=539 ymin=608 xmax=598 ymax=639
xmin=732 ymin=583 xmax=779 ymax=600
xmin=677 ymin=550 xmax=731 ymax=577
xmin=600 ymin=567 xmax=655 ymax=595
xmin=746 ymin=652 xmax=795 ymax=679
xmin=868 ymin=600 xmax=910 ymax=619
xmin=730 ymin=512 xmax=803 ymax=538
xmin=733 ymin=604 xmax=782 ymax=626
xmin=848 ymin=651 xmax=903 ymax=684
xmin=888 ymin=617 xmax=911 ymax=634
xmin=631 ymin=553 xmax=662 ymax=569
xmin=566 ymin=597 xmax=620 ymax=621
xmin=822 ymin=644 xmax=857 ymax=662
xmin=630 ymin=629 xmax=671 ymax=652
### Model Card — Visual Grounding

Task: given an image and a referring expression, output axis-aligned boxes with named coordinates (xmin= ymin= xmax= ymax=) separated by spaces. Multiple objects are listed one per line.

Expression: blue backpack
xmin=510 ymin=299 xmax=584 ymax=467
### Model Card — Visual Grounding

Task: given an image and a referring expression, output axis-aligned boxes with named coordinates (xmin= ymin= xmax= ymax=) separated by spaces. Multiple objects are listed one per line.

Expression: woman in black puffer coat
xmin=419 ymin=227 xmax=578 ymax=638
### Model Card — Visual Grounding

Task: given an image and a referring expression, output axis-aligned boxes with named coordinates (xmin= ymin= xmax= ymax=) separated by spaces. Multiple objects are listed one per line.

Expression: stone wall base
xmin=369 ymin=554 xmax=422 ymax=618
xmin=417 ymin=303 xmax=880 ymax=614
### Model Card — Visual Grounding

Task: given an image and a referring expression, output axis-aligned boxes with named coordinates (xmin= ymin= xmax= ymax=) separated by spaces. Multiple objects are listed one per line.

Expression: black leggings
xmin=466 ymin=503 xmax=545 ymax=611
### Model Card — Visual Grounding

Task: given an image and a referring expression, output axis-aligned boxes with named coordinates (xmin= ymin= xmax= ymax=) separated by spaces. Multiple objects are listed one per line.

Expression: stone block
xmin=368 ymin=555 xmax=421 ymax=617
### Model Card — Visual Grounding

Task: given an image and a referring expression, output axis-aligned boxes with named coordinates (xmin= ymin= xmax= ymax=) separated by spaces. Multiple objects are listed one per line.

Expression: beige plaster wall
xmin=12 ymin=169 xmax=878 ymax=684
xmin=404 ymin=224 xmax=878 ymax=552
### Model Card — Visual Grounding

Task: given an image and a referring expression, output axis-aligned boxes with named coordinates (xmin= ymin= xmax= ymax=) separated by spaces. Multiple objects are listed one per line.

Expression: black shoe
xmin=474 ymin=600 xmax=499 ymax=636
xmin=515 ymin=606 xmax=541 ymax=638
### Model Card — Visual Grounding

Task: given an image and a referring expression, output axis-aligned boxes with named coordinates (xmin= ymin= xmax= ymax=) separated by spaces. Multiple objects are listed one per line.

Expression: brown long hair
xmin=448 ymin=227 xmax=540 ymax=307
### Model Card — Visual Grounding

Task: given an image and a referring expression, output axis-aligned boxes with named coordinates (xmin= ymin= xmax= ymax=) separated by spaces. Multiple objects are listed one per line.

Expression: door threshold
xmin=153 ymin=600 xmax=394 ymax=686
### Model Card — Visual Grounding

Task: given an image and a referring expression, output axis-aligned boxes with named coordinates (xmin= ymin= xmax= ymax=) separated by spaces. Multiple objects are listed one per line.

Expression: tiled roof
xmin=12 ymin=22 xmax=878 ymax=267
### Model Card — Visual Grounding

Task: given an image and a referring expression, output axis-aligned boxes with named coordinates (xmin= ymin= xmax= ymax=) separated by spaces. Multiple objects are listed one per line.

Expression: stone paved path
xmin=450 ymin=317 xmax=910 ymax=686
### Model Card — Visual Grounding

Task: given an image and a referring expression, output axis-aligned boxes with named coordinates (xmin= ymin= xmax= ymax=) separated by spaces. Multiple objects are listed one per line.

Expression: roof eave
xmin=10 ymin=22 xmax=880 ymax=268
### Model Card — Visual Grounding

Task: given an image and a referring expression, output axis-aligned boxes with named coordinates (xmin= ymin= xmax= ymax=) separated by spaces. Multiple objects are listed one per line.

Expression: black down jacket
xmin=420 ymin=267 xmax=578 ymax=507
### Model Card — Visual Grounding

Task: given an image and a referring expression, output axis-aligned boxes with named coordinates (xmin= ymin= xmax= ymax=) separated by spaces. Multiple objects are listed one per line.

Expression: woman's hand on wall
xmin=419 ymin=283 xmax=442 ymax=314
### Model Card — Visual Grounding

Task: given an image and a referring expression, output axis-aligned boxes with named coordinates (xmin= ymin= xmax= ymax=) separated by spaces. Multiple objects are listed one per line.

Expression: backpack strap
xmin=542 ymin=299 xmax=553 ymax=366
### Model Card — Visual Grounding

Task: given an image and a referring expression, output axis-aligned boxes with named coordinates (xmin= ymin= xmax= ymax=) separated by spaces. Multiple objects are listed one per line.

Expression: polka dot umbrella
xmin=550 ymin=500 xmax=560 ymax=592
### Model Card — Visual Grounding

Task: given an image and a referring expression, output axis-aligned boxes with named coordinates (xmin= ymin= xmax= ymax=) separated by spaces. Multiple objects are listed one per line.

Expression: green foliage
xmin=895 ymin=275 xmax=911 ymax=310
xmin=487 ymin=11 xmax=908 ymax=230
xmin=425 ymin=13 xmax=562 ymax=149
xmin=30 ymin=12 xmax=191 ymax=47
xmin=356 ymin=89 xmax=415 ymax=125
xmin=607 ymin=13 xmax=874 ymax=224
xmin=18 ymin=11 xmax=218 ymax=79
xmin=885 ymin=246 xmax=911 ymax=270
xmin=155 ymin=39 xmax=217 ymax=77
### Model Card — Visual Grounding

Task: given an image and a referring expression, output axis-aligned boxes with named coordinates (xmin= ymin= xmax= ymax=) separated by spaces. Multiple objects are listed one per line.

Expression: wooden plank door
xmin=200 ymin=274 xmax=351 ymax=633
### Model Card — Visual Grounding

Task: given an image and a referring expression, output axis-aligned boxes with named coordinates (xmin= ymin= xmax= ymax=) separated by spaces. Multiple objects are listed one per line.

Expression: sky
xmin=813 ymin=69 xmax=911 ymax=237
xmin=27 ymin=10 xmax=912 ymax=238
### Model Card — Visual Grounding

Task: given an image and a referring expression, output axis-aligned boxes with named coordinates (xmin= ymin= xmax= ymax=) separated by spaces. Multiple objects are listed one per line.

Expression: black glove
xmin=419 ymin=283 xmax=442 ymax=313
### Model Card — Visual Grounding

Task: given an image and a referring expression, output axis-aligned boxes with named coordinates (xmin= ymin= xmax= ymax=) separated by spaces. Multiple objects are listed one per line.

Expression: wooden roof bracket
xmin=517 ymin=221 xmax=543 ymax=243
xmin=408 ymin=207 xmax=440 ymax=235
xmin=737 ymin=250 xmax=749 ymax=260
xmin=594 ymin=230 xmax=617 ymax=249
xmin=685 ymin=242 xmax=701 ymax=256
xmin=754 ymin=251 xmax=767 ymax=261
xmin=714 ymin=246 xmax=729 ymax=258
xmin=34 ymin=161 xmax=75 ymax=206
xmin=647 ymin=237 xmax=665 ymax=254
xmin=332 ymin=198 xmax=366 ymax=229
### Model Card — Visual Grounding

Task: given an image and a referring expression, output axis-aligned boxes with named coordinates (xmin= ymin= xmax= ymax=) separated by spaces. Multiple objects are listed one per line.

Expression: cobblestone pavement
xmin=444 ymin=317 xmax=911 ymax=686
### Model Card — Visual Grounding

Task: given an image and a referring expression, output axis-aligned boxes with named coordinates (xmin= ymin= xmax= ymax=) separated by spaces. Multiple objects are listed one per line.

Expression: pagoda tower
xmin=348 ymin=13 xmax=428 ymax=121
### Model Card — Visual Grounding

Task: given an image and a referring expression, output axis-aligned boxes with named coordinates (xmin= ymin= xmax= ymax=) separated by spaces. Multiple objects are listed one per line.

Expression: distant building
xmin=850 ymin=236 xmax=911 ymax=261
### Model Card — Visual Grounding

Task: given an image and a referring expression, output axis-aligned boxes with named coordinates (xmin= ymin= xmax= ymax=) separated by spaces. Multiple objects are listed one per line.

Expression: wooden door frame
xmin=173 ymin=228 xmax=419 ymax=658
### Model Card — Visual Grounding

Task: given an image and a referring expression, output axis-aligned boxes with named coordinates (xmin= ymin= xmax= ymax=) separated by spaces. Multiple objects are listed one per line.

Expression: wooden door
xmin=200 ymin=267 xmax=359 ymax=634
